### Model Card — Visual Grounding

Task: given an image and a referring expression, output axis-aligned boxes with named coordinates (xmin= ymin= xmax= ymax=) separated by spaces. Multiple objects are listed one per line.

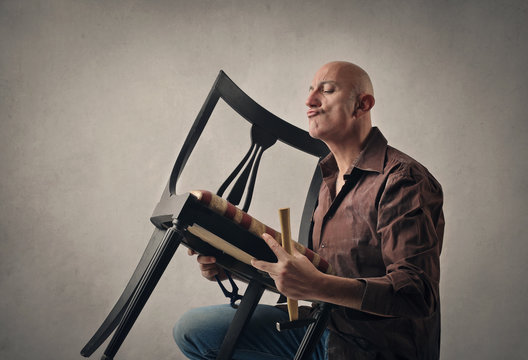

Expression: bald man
xmin=174 ymin=62 xmax=444 ymax=360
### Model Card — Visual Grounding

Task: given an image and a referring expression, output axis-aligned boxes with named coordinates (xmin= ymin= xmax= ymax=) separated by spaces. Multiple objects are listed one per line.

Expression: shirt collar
xmin=319 ymin=127 xmax=388 ymax=178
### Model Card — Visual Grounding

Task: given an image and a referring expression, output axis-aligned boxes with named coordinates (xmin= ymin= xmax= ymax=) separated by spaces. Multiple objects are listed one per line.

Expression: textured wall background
xmin=1 ymin=1 xmax=527 ymax=359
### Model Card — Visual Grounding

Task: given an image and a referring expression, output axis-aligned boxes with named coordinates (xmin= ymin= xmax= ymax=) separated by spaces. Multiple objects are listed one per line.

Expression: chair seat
xmin=189 ymin=190 xmax=334 ymax=275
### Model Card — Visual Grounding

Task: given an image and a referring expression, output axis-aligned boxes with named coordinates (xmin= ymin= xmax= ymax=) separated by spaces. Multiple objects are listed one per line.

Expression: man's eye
xmin=322 ymin=89 xmax=334 ymax=94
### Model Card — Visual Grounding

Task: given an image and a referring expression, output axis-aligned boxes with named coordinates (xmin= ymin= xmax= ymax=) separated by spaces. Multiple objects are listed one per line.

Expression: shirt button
xmin=321 ymin=243 xmax=326 ymax=248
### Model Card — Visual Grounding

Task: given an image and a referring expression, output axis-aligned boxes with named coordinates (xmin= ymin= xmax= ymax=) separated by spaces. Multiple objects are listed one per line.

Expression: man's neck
xmin=329 ymin=126 xmax=371 ymax=173
xmin=329 ymin=125 xmax=372 ymax=195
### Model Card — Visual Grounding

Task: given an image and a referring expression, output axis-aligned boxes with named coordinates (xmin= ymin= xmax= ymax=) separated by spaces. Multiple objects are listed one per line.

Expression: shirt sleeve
xmin=358 ymin=163 xmax=445 ymax=318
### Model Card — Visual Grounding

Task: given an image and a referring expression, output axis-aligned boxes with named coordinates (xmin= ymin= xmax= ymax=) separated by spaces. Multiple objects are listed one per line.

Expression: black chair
xmin=80 ymin=71 xmax=332 ymax=360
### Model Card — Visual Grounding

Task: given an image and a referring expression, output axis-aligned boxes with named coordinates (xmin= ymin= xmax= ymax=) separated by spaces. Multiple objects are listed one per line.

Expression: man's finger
xmin=261 ymin=233 xmax=289 ymax=260
xmin=197 ymin=255 xmax=216 ymax=265
xmin=251 ymin=258 xmax=276 ymax=274
xmin=201 ymin=267 xmax=220 ymax=280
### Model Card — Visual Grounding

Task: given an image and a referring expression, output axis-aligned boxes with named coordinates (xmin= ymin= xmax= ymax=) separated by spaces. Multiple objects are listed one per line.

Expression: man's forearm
xmin=311 ymin=274 xmax=398 ymax=318
xmin=311 ymin=273 xmax=365 ymax=310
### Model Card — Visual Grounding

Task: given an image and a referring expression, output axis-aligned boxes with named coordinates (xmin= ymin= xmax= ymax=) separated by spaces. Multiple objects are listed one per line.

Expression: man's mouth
xmin=307 ymin=109 xmax=320 ymax=118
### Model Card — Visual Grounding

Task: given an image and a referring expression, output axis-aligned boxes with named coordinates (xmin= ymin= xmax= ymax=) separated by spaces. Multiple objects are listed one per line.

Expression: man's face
xmin=306 ymin=64 xmax=358 ymax=143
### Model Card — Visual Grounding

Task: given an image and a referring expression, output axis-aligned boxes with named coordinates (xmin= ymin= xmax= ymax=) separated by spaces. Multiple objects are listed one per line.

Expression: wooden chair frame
xmin=80 ymin=71 xmax=331 ymax=360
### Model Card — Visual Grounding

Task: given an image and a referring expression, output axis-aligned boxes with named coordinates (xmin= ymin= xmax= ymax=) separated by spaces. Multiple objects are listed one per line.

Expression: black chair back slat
xmin=217 ymin=143 xmax=255 ymax=198
xmin=241 ymin=146 xmax=263 ymax=213
xmin=224 ymin=124 xmax=277 ymax=211
xmin=226 ymin=144 xmax=258 ymax=207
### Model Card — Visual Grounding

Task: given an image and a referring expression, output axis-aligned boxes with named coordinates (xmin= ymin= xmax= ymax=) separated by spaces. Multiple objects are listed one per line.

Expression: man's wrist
xmin=314 ymin=274 xmax=366 ymax=310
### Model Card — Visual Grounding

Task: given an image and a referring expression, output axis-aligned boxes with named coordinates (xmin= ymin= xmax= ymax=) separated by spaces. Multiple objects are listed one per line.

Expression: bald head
xmin=318 ymin=61 xmax=374 ymax=98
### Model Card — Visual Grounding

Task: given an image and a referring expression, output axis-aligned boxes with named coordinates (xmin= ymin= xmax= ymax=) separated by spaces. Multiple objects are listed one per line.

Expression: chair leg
xmin=101 ymin=223 xmax=184 ymax=360
xmin=215 ymin=279 xmax=265 ymax=360
xmin=81 ymin=228 xmax=168 ymax=357
xmin=293 ymin=303 xmax=332 ymax=360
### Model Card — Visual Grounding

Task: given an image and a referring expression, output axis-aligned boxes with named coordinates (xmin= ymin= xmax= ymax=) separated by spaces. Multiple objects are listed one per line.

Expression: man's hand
xmin=251 ymin=233 xmax=324 ymax=301
xmin=187 ymin=249 xmax=227 ymax=281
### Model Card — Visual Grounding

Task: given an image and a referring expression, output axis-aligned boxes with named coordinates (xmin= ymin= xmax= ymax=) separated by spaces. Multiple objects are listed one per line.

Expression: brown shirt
xmin=312 ymin=127 xmax=444 ymax=359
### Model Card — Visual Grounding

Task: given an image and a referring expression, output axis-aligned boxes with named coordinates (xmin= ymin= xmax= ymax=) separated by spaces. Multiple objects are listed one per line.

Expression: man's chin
xmin=308 ymin=119 xmax=321 ymax=139
xmin=308 ymin=127 xmax=319 ymax=140
xmin=309 ymin=129 xmax=326 ymax=142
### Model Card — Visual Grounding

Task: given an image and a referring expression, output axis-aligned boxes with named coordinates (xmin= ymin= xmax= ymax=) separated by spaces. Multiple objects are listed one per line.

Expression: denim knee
xmin=173 ymin=305 xmax=235 ymax=359
xmin=173 ymin=308 xmax=202 ymax=351
xmin=172 ymin=314 xmax=187 ymax=350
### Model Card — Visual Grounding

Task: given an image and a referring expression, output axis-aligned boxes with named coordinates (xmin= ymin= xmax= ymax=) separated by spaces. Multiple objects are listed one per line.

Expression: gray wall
xmin=1 ymin=1 xmax=527 ymax=359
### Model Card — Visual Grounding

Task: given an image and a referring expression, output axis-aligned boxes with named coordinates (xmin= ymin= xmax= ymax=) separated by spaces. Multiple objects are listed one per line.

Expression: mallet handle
xmin=279 ymin=208 xmax=298 ymax=321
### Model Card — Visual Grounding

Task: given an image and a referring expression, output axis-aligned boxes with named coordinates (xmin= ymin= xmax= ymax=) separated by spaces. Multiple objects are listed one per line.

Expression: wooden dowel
xmin=278 ymin=208 xmax=298 ymax=321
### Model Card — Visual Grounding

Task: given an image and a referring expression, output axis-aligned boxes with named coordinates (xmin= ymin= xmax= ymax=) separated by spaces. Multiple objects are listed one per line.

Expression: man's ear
xmin=359 ymin=94 xmax=375 ymax=112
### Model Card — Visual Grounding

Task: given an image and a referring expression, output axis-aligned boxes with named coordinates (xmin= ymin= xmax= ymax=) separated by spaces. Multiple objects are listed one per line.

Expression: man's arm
xmin=251 ymin=234 xmax=366 ymax=310
xmin=252 ymin=166 xmax=444 ymax=319
xmin=357 ymin=168 xmax=444 ymax=318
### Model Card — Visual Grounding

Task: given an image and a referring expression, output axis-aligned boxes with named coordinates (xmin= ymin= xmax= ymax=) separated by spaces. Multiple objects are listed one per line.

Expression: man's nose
xmin=305 ymin=90 xmax=321 ymax=108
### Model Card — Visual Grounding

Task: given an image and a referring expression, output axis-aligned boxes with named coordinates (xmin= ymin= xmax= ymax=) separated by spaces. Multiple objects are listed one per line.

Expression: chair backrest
xmin=160 ymin=70 xmax=329 ymax=248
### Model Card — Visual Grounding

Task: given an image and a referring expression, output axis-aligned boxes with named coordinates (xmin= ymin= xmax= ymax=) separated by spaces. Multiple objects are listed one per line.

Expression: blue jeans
xmin=173 ymin=304 xmax=328 ymax=360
